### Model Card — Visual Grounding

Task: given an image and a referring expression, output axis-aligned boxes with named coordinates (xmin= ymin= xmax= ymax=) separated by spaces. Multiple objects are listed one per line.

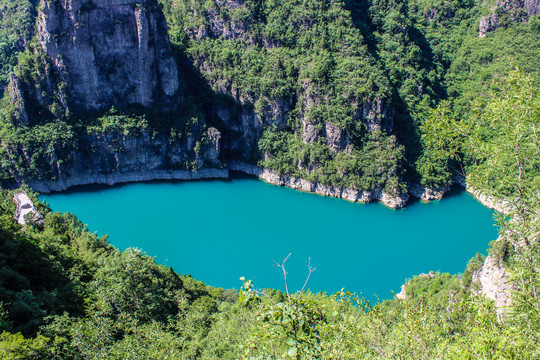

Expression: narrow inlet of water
xmin=41 ymin=175 xmax=498 ymax=299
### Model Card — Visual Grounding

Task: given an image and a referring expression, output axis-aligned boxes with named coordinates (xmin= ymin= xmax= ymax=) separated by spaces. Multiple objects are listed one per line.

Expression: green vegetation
xmin=0 ymin=184 xmax=536 ymax=358
xmin=259 ymin=127 xmax=405 ymax=192
xmin=157 ymin=0 xmax=540 ymax=192
xmin=0 ymin=0 xmax=37 ymax=86
xmin=0 ymin=0 xmax=538 ymax=357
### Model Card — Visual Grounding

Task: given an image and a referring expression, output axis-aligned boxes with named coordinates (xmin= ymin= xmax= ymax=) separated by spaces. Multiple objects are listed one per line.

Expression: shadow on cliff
xmin=344 ymin=0 xmax=448 ymax=182
xmin=173 ymin=46 xmax=248 ymax=164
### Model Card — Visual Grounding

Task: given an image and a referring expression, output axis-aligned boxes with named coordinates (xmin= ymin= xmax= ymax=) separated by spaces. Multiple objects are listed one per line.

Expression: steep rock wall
xmin=472 ymin=250 xmax=512 ymax=318
xmin=16 ymin=127 xmax=225 ymax=192
xmin=479 ymin=0 xmax=540 ymax=37
xmin=36 ymin=0 xmax=179 ymax=113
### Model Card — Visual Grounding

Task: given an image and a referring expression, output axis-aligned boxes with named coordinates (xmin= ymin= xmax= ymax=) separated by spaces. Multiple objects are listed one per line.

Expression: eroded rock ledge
xmin=409 ymin=183 xmax=450 ymax=201
xmin=472 ymin=248 xmax=512 ymax=319
xmin=28 ymin=168 xmax=229 ymax=193
xmin=229 ymin=161 xmax=409 ymax=209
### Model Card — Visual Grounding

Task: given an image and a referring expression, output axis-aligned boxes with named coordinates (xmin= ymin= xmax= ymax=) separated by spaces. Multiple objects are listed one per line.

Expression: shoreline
xmin=22 ymin=162 xmax=507 ymax=212
xmin=27 ymin=168 xmax=229 ymax=193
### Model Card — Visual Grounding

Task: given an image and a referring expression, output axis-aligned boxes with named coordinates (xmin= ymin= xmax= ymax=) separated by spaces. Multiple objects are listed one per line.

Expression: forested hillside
xmin=0 ymin=0 xmax=539 ymax=358
xmin=159 ymin=0 xmax=540 ymax=192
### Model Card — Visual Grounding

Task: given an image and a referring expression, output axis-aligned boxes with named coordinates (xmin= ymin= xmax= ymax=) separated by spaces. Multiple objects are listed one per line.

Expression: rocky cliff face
xmin=472 ymin=251 xmax=512 ymax=318
xmin=36 ymin=0 xmax=179 ymax=113
xmin=17 ymin=127 xmax=225 ymax=192
xmin=185 ymin=1 xmax=395 ymax=161
xmin=1 ymin=0 xmax=229 ymax=192
xmin=479 ymin=0 xmax=540 ymax=37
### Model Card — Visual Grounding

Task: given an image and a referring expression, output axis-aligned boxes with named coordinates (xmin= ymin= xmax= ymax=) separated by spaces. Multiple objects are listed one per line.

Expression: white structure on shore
xmin=13 ymin=191 xmax=42 ymax=225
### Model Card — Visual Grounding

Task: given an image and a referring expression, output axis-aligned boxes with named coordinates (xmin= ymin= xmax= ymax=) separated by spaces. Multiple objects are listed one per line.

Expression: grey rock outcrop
xmin=301 ymin=120 xmax=320 ymax=144
xmin=479 ymin=0 xmax=540 ymax=37
xmin=409 ymin=183 xmax=450 ymax=201
xmin=354 ymin=98 xmax=395 ymax=133
xmin=472 ymin=251 xmax=512 ymax=318
xmin=324 ymin=122 xmax=349 ymax=154
xmin=229 ymin=161 xmax=409 ymax=209
xmin=21 ymin=128 xmax=225 ymax=193
xmin=36 ymin=0 xmax=179 ymax=113
xmin=7 ymin=74 xmax=29 ymax=126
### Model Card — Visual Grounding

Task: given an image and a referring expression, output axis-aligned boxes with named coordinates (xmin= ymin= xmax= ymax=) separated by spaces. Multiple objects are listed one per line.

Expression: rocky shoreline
xmin=229 ymin=161 xmax=410 ymax=209
xmin=27 ymin=161 xmax=511 ymax=212
xmin=27 ymin=168 xmax=229 ymax=193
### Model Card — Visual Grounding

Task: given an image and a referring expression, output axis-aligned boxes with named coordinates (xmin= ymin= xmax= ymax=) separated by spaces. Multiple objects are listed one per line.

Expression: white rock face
xmin=21 ymin=128 xmax=225 ymax=193
xmin=409 ymin=183 xmax=450 ymax=200
xmin=29 ymin=168 xmax=228 ymax=193
xmin=466 ymin=186 xmax=512 ymax=214
xmin=228 ymin=161 xmax=409 ymax=209
xmin=472 ymin=251 xmax=512 ymax=318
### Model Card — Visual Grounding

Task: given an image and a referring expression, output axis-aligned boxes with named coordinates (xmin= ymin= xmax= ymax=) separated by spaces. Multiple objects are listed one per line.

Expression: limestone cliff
xmin=14 ymin=126 xmax=225 ymax=193
xmin=0 ymin=0 xmax=229 ymax=191
xmin=472 ymin=251 xmax=512 ymax=318
xmin=479 ymin=0 xmax=540 ymax=37
xmin=36 ymin=0 xmax=179 ymax=113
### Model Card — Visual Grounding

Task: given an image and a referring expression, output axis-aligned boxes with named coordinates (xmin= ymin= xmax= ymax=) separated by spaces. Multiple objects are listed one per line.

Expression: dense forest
xmin=0 ymin=0 xmax=539 ymax=358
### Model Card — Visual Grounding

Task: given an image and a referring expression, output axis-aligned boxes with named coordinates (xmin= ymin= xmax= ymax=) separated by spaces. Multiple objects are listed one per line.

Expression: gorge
xmin=0 ymin=0 xmax=538 ymax=356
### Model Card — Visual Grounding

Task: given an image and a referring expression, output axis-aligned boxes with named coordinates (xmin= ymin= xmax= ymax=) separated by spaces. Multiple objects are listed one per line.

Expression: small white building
xmin=13 ymin=191 xmax=42 ymax=225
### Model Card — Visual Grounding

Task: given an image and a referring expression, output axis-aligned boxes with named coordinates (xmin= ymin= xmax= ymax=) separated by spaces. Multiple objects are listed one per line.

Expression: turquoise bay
xmin=41 ymin=175 xmax=498 ymax=299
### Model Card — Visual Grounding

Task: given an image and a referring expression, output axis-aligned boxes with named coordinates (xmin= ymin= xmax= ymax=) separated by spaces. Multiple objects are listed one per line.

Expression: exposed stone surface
xmin=16 ymin=128 xmax=225 ymax=193
xmin=36 ymin=0 xmax=179 ymax=113
xmin=324 ymin=122 xmax=349 ymax=154
xmin=472 ymin=251 xmax=512 ymax=318
xmin=229 ymin=161 xmax=409 ymax=209
xmin=29 ymin=167 xmax=228 ymax=193
xmin=262 ymin=97 xmax=293 ymax=130
xmin=301 ymin=120 xmax=320 ymax=144
xmin=354 ymin=98 xmax=395 ymax=133
xmin=204 ymin=127 xmax=222 ymax=164
xmin=7 ymin=74 xmax=29 ymax=126
xmin=466 ymin=186 xmax=512 ymax=214
xmin=479 ymin=0 xmax=540 ymax=37
xmin=409 ymin=183 xmax=450 ymax=201
xmin=197 ymin=0 xmax=252 ymax=41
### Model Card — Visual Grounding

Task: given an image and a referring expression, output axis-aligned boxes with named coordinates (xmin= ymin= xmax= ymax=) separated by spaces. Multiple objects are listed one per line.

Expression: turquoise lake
xmin=41 ymin=174 xmax=499 ymax=299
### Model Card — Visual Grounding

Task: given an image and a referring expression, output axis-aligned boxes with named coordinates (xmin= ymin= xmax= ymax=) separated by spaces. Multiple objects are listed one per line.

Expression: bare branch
xmin=274 ymin=253 xmax=292 ymax=299
xmin=300 ymin=257 xmax=316 ymax=293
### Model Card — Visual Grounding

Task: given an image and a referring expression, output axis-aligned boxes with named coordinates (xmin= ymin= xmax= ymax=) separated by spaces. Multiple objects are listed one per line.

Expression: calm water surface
xmin=41 ymin=175 xmax=498 ymax=299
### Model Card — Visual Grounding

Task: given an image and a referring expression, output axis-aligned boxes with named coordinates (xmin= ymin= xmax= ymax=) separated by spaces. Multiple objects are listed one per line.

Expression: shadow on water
xmin=42 ymin=169 xmax=260 ymax=196
xmin=40 ymin=176 xmax=237 ymax=196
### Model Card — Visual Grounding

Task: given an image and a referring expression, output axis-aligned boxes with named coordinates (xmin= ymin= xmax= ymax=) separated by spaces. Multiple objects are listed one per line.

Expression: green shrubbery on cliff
xmin=1 ymin=0 xmax=539 ymax=193
xmin=0 ymin=0 xmax=37 ymax=86
xmin=0 ymin=0 xmax=539 ymax=357
xmin=160 ymin=0 xmax=540 ymax=191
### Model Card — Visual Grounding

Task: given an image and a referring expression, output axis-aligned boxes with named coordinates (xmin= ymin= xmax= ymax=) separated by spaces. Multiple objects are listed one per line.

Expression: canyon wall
xmin=36 ymin=0 xmax=180 ymax=113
